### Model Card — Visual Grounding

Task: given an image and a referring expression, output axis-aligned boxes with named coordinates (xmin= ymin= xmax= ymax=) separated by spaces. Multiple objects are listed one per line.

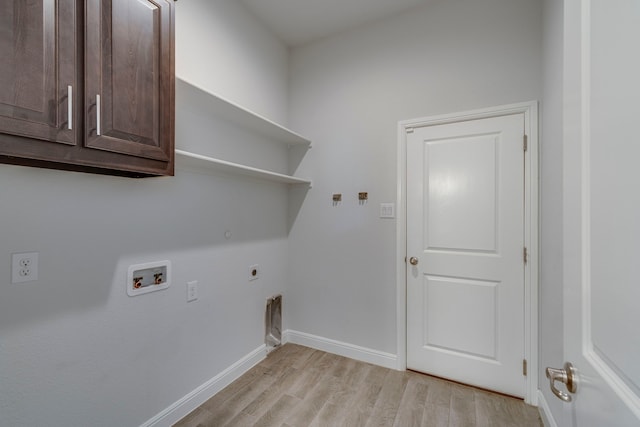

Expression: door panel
xmin=561 ymin=0 xmax=640 ymax=424
xmin=110 ymin=0 xmax=159 ymax=143
xmin=0 ymin=0 xmax=76 ymax=145
xmin=589 ymin=0 xmax=640 ymax=399
xmin=85 ymin=0 xmax=172 ymax=161
xmin=426 ymin=134 xmax=498 ymax=252
xmin=407 ymin=113 xmax=525 ymax=398
xmin=424 ymin=276 xmax=498 ymax=359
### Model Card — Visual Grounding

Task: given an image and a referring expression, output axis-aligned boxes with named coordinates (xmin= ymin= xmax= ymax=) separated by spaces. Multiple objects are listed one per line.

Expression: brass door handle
xmin=409 ymin=257 xmax=419 ymax=266
xmin=545 ymin=362 xmax=577 ymax=402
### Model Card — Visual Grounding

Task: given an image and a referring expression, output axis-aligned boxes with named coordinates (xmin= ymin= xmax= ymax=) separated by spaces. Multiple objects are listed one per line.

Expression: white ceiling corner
xmin=240 ymin=0 xmax=432 ymax=47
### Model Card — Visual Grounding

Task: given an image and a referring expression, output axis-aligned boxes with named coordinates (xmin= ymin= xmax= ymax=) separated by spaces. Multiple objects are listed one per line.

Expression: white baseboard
xmin=283 ymin=329 xmax=398 ymax=370
xmin=537 ymin=389 xmax=559 ymax=427
xmin=140 ymin=345 xmax=267 ymax=427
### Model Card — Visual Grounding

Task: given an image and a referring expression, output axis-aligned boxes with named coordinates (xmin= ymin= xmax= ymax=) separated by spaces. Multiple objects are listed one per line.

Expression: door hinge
xmin=523 ymin=135 xmax=528 ymax=152
xmin=523 ymin=359 xmax=528 ymax=376
xmin=523 ymin=247 xmax=528 ymax=264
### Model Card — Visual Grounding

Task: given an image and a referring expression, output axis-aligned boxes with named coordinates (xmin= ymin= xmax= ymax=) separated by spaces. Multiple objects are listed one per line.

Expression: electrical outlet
xmin=187 ymin=281 xmax=198 ymax=302
xmin=248 ymin=264 xmax=260 ymax=281
xmin=11 ymin=252 xmax=39 ymax=283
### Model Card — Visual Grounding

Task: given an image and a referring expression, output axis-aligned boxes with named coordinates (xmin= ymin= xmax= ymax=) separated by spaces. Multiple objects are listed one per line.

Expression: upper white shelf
xmin=176 ymin=77 xmax=311 ymax=148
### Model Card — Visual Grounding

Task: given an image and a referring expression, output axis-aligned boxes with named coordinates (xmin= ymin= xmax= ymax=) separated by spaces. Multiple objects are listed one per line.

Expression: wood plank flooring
xmin=174 ymin=344 xmax=542 ymax=427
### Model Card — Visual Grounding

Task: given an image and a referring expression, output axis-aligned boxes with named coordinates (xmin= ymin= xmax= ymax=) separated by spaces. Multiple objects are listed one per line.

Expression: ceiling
xmin=240 ymin=0 xmax=432 ymax=47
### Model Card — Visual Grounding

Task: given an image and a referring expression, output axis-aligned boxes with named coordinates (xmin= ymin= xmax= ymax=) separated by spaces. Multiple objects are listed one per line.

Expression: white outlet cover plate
xmin=11 ymin=252 xmax=39 ymax=283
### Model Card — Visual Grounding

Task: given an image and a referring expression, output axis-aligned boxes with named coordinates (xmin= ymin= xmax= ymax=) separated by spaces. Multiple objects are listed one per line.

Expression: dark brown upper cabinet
xmin=0 ymin=0 xmax=77 ymax=146
xmin=0 ymin=0 xmax=175 ymax=177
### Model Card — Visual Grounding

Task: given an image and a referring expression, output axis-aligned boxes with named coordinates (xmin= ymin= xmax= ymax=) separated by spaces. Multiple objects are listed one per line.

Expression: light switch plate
xmin=187 ymin=281 xmax=198 ymax=302
xmin=380 ymin=203 xmax=395 ymax=218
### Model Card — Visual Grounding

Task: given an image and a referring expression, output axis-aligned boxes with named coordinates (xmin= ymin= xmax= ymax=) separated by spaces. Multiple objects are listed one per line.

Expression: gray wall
xmin=0 ymin=1 xmax=291 ymax=425
xmin=0 ymin=0 xmax=558 ymax=424
xmin=287 ymin=0 xmax=543 ymax=354
xmin=176 ymin=0 xmax=289 ymax=124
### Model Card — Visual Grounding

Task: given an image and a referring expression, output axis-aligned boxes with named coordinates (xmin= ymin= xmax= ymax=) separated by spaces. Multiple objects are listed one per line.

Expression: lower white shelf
xmin=175 ymin=149 xmax=312 ymax=186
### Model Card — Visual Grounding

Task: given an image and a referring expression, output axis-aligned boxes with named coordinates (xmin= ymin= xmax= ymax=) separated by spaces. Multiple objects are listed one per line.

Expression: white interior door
xmin=555 ymin=0 xmax=640 ymax=424
xmin=406 ymin=113 xmax=526 ymax=398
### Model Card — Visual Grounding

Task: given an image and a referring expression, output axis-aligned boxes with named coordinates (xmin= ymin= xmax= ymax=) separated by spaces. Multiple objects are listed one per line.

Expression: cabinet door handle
xmin=96 ymin=94 xmax=101 ymax=136
xmin=67 ymin=85 xmax=73 ymax=130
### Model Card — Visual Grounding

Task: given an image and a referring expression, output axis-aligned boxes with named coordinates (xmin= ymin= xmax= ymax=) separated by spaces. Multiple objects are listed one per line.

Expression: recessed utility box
xmin=265 ymin=294 xmax=282 ymax=352
xmin=127 ymin=260 xmax=171 ymax=297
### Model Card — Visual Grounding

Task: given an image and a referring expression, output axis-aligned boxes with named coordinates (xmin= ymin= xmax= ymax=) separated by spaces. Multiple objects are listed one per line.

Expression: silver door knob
xmin=409 ymin=257 xmax=419 ymax=266
xmin=545 ymin=362 xmax=577 ymax=402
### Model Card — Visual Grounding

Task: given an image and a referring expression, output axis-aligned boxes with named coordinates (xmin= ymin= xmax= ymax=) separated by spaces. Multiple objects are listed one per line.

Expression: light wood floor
xmin=174 ymin=344 xmax=542 ymax=427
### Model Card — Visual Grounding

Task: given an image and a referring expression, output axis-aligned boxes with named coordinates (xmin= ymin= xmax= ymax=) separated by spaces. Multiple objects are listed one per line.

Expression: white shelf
xmin=175 ymin=150 xmax=312 ymax=186
xmin=176 ymin=77 xmax=311 ymax=148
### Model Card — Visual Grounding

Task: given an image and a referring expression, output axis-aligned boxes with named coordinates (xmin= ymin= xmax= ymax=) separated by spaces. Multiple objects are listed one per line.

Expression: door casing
xmin=396 ymin=101 xmax=539 ymax=405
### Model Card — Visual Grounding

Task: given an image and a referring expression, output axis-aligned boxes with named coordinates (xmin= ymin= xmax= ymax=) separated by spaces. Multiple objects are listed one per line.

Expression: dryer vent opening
xmin=265 ymin=294 xmax=282 ymax=352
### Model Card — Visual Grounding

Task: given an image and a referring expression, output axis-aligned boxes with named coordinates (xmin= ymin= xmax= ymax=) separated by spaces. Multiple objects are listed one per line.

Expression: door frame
xmin=395 ymin=101 xmax=539 ymax=405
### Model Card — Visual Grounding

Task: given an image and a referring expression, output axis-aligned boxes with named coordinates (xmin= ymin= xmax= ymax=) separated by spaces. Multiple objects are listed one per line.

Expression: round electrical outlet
xmin=248 ymin=264 xmax=260 ymax=281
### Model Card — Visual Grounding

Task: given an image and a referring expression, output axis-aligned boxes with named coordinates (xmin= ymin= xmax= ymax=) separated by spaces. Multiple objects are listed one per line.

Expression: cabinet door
xmin=0 ymin=0 xmax=77 ymax=146
xmin=85 ymin=0 xmax=174 ymax=164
